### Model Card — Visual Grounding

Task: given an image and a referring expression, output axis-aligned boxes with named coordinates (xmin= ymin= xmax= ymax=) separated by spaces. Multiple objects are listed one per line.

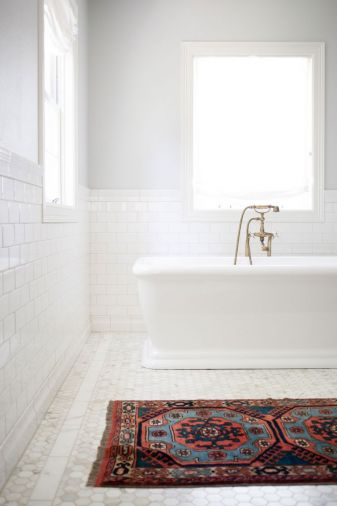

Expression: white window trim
xmin=181 ymin=41 xmax=325 ymax=223
xmin=38 ymin=0 xmax=79 ymax=223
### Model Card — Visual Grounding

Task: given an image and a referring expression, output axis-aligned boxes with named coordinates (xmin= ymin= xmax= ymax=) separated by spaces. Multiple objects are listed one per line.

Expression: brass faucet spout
xmin=234 ymin=205 xmax=280 ymax=265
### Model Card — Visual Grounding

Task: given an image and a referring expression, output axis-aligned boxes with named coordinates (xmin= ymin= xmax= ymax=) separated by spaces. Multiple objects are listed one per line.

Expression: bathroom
xmin=0 ymin=0 xmax=337 ymax=503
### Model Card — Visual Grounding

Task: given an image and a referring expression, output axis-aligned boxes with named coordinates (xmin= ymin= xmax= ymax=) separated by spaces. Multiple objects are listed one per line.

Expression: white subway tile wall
xmin=0 ymin=148 xmax=90 ymax=489
xmin=89 ymin=189 xmax=337 ymax=332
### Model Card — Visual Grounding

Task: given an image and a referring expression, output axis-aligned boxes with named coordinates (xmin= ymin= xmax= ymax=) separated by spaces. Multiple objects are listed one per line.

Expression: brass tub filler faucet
xmin=234 ymin=205 xmax=280 ymax=265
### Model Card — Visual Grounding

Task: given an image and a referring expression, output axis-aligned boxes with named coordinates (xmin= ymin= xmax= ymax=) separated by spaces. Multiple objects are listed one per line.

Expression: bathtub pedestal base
xmin=142 ymin=339 xmax=337 ymax=369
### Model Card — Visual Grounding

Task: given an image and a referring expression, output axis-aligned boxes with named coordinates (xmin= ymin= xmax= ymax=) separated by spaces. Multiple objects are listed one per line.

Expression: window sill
xmin=43 ymin=203 xmax=79 ymax=223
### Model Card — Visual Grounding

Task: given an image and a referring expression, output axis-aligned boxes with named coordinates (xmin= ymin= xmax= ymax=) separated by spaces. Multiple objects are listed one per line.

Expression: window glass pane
xmin=44 ymin=99 xmax=61 ymax=203
xmin=44 ymin=51 xmax=57 ymax=101
xmin=44 ymin=153 xmax=61 ymax=204
xmin=193 ymin=56 xmax=313 ymax=211
xmin=62 ymin=51 xmax=75 ymax=206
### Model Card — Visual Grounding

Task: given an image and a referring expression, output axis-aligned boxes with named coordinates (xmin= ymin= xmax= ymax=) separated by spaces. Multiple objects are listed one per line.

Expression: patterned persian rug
xmin=88 ymin=399 xmax=337 ymax=487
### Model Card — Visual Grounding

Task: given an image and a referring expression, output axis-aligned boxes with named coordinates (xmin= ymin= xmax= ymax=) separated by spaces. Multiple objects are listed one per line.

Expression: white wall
xmin=0 ymin=0 xmax=38 ymax=164
xmin=0 ymin=149 xmax=90 ymax=489
xmin=88 ymin=0 xmax=337 ymax=190
xmin=0 ymin=0 xmax=89 ymax=186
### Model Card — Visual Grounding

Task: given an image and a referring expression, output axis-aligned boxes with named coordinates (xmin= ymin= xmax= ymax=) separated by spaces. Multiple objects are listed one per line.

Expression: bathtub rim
xmin=133 ymin=255 xmax=337 ymax=277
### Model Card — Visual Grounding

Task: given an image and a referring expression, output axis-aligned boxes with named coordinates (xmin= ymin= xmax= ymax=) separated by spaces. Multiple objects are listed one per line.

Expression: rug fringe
xmin=87 ymin=400 xmax=116 ymax=487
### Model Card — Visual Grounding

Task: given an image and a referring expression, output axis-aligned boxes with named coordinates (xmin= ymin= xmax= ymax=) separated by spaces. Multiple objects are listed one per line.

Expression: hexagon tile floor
xmin=1 ymin=334 xmax=337 ymax=506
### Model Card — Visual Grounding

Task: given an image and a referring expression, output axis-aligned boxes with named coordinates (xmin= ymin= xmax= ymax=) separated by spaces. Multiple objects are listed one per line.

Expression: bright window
xmin=40 ymin=0 xmax=78 ymax=221
xmin=183 ymin=42 xmax=325 ymax=221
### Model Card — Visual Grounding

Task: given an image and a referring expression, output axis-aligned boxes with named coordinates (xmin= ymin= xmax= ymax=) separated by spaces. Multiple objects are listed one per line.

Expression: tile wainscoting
xmin=0 ymin=147 xmax=90 ymax=489
xmin=89 ymin=188 xmax=337 ymax=332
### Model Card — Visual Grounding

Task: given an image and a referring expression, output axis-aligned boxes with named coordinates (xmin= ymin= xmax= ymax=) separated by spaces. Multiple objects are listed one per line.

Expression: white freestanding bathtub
xmin=133 ymin=256 xmax=337 ymax=369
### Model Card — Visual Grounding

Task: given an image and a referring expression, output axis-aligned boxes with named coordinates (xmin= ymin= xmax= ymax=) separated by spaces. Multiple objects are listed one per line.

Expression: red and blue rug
xmin=88 ymin=399 xmax=337 ymax=487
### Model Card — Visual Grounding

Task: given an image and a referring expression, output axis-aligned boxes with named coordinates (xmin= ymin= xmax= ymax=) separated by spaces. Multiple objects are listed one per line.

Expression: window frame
xmin=181 ymin=41 xmax=325 ymax=222
xmin=38 ymin=0 xmax=79 ymax=223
